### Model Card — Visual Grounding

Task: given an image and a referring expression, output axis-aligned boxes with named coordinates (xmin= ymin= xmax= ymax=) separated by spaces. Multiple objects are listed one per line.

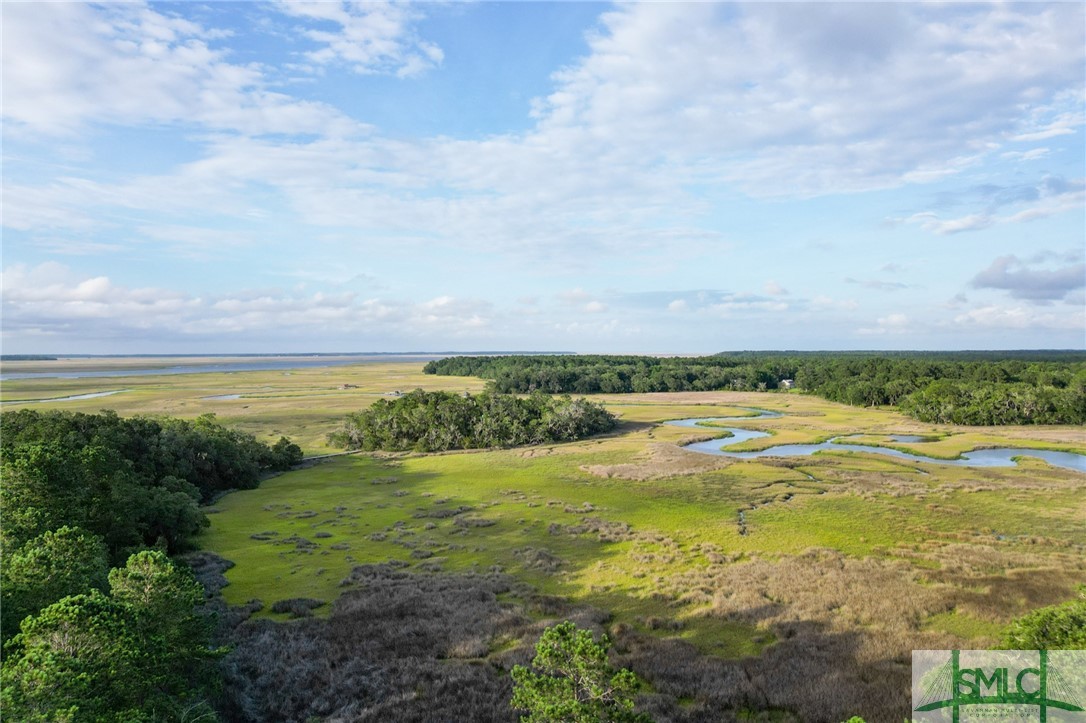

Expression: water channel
xmin=665 ymin=409 xmax=1086 ymax=472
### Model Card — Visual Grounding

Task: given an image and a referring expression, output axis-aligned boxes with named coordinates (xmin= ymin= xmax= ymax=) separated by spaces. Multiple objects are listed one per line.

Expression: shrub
xmin=271 ymin=598 xmax=327 ymax=618
xmin=1002 ymin=585 xmax=1086 ymax=649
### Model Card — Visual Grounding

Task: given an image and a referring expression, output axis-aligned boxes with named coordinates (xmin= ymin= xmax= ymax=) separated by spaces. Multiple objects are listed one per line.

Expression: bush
xmin=1002 ymin=585 xmax=1086 ymax=649
xmin=270 ymin=598 xmax=326 ymax=618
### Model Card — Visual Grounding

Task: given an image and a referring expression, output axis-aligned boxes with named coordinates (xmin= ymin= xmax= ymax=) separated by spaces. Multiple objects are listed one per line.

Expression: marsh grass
xmin=0 ymin=362 xmax=487 ymax=452
xmin=21 ymin=363 xmax=1084 ymax=720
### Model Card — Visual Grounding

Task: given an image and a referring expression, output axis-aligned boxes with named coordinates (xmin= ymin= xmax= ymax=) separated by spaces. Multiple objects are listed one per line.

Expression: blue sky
xmin=2 ymin=1 xmax=1084 ymax=354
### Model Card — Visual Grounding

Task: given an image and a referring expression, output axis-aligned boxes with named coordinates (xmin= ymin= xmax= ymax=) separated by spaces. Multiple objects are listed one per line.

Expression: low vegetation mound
xmin=329 ymin=389 xmax=618 ymax=452
xmin=425 ymin=353 xmax=1086 ymax=425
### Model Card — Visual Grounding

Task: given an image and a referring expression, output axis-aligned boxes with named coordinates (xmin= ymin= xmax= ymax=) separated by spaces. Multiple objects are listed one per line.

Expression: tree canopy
xmin=1 ymin=551 xmax=222 ymax=723
xmin=329 ymin=389 xmax=618 ymax=452
xmin=0 ymin=409 xmax=303 ymax=720
xmin=511 ymin=621 xmax=650 ymax=723
xmin=424 ymin=353 xmax=1086 ymax=425
xmin=1 ymin=409 xmax=301 ymax=564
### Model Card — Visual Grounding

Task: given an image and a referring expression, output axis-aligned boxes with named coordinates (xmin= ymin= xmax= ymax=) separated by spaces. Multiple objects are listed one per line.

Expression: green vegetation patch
xmin=922 ymin=610 xmax=1005 ymax=641
xmin=328 ymin=389 xmax=617 ymax=452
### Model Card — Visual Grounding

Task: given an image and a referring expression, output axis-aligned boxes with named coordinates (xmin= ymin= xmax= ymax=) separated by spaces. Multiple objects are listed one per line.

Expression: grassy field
xmin=1 ymin=360 xmax=486 ymax=452
xmin=6 ymin=360 xmax=1085 ymax=718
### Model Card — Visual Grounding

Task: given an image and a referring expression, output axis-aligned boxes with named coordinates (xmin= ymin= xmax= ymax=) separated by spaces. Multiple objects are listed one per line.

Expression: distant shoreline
xmin=1 ymin=354 xmax=417 ymax=374
xmin=2 ymin=348 xmax=1081 ymax=379
xmin=0 ymin=352 xmax=573 ymax=381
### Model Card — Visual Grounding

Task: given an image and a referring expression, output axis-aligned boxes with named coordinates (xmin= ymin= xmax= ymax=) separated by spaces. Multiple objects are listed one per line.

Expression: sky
xmin=2 ymin=1 xmax=1084 ymax=355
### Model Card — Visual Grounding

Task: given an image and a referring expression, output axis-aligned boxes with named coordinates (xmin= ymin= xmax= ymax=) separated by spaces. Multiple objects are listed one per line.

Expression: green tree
xmin=1 ymin=551 xmax=221 ymax=722
xmin=1 ymin=526 xmax=110 ymax=642
xmin=329 ymin=389 xmax=616 ymax=452
xmin=269 ymin=436 xmax=304 ymax=469
xmin=107 ymin=550 xmax=223 ymax=712
xmin=511 ymin=621 xmax=650 ymax=722
xmin=0 ymin=591 xmax=138 ymax=722
xmin=1002 ymin=585 xmax=1086 ymax=649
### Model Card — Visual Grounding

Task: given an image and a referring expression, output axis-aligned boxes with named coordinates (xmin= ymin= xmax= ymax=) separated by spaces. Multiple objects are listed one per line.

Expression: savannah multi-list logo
xmin=913 ymin=650 xmax=1085 ymax=722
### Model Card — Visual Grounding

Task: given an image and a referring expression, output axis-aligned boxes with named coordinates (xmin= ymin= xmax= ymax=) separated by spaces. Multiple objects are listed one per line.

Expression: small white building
xmin=780 ymin=379 xmax=795 ymax=389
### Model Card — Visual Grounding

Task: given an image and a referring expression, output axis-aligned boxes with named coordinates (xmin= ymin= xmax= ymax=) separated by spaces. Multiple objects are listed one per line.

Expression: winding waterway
xmin=0 ymin=390 xmax=128 ymax=405
xmin=665 ymin=409 xmax=1086 ymax=473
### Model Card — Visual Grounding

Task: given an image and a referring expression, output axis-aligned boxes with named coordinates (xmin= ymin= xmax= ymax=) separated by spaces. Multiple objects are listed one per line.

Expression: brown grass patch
xmin=581 ymin=442 xmax=734 ymax=480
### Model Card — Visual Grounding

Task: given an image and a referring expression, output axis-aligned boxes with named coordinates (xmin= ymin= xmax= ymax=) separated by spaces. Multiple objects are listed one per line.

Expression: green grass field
xmin=6 ymin=361 xmax=1085 ymax=662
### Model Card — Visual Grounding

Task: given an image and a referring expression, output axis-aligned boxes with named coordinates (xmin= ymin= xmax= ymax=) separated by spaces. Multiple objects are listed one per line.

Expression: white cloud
xmin=1007 ymin=107 xmax=1083 ymax=142
xmin=1 ymin=2 xmax=359 ymax=137
xmin=527 ymin=2 xmax=1086 ymax=197
xmin=952 ymin=304 xmax=1085 ymax=331
xmin=857 ymin=313 xmax=910 ymax=336
xmin=278 ymin=1 xmax=443 ymax=78
xmin=555 ymin=289 xmax=608 ymax=314
xmin=906 ymin=212 xmax=994 ymax=235
xmin=31 ymin=239 xmax=127 ymax=257
xmin=1 ymin=263 xmax=493 ymax=342
xmin=553 ymin=318 xmax=638 ymax=340
xmin=810 ymin=296 xmax=860 ymax=312
xmin=763 ymin=280 xmax=788 ymax=296
xmin=706 ymin=298 xmax=789 ymax=316
xmin=136 ymin=225 xmax=260 ymax=259
xmin=1000 ymin=148 xmax=1050 ymax=162
xmin=583 ymin=301 xmax=608 ymax=314
xmin=557 ymin=288 xmax=592 ymax=304
xmin=3 ymin=3 xmax=1085 ymax=355
xmin=845 ymin=277 xmax=910 ymax=292
xmin=971 ymin=254 xmax=1086 ymax=302
xmin=902 ymin=176 xmax=1085 ymax=235
xmin=6 ymin=2 xmax=1083 ymax=270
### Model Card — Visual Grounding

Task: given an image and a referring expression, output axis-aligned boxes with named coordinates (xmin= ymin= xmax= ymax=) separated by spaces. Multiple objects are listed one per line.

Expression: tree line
xmin=1 ymin=409 xmax=302 ymax=567
xmin=329 ymin=389 xmax=618 ymax=452
xmin=1 ymin=409 xmax=303 ymax=721
xmin=424 ymin=353 xmax=1086 ymax=425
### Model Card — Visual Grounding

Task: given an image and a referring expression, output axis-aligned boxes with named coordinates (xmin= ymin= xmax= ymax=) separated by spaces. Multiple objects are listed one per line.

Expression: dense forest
xmin=329 ymin=389 xmax=618 ymax=452
xmin=424 ymin=353 xmax=1086 ymax=425
xmin=0 ymin=409 xmax=302 ymax=721
xmin=1 ymin=409 xmax=302 ymax=565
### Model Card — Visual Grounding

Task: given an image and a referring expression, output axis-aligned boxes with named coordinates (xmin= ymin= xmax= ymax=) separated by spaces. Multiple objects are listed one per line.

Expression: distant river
xmin=0 ymin=355 xmax=447 ymax=381
xmin=0 ymin=390 xmax=128 ymax=405
xmin=666 ymin=409 xmax=1086 ymax=473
